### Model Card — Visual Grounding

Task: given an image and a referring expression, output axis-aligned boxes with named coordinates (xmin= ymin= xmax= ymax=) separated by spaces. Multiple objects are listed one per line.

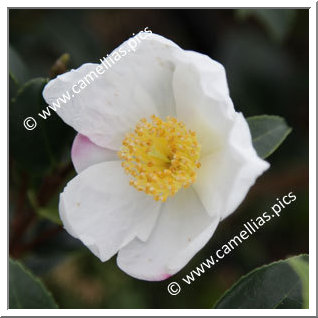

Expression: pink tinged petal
xmin=117 ymin=187 xmax=219 ymax=281
xmin=71 ymin=133 xmax=118 ymax=173
xmin=160 ymin=274 xmax=172 ymax=281
xmin=59 ymin=161 xmax=161 ymax=262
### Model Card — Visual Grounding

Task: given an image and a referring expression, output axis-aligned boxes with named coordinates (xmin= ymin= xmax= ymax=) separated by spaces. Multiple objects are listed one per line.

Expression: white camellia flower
xmin=43 ymin=32 xmax=269 ymax=281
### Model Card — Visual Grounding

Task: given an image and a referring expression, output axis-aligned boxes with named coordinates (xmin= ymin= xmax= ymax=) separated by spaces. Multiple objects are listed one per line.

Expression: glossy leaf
xmin=214 ymin=254 xmax=309 ymax=309
xmin=9 ymin=258 xmax=58 ymax=309
xmin=289 ymin=255 xmax=309 ymax=308
xmin=247 ymin=115 xmax=291 ymax=158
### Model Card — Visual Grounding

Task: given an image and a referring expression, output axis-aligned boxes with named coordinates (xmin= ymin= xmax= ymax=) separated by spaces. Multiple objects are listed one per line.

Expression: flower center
xmin=118 ymin=115 xmax=201 ymax=202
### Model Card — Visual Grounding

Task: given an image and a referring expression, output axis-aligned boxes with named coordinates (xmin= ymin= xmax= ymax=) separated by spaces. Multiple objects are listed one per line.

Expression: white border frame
xmin=3 ymin=0 xmax=316 ymax=316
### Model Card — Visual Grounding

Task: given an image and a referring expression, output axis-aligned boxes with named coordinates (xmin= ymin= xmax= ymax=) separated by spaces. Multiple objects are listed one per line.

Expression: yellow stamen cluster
xmin=118 ymin=115 xmax=201 ymax=202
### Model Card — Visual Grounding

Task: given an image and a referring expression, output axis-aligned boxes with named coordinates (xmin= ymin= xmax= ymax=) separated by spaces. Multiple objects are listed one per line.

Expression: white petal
xmin=194 ymin=113 xmax=270 ymax=220
xmin=173 ymin=50 xmax=236 ymax=157
xmin=71 ymin=133 xmax=118 ymax=173
xmin=117 ymin=187 xmax=219 ymax=281
xmin=43 ymin=33 xmax=181 ymax=150
xmin=59 ymin=161 xmax=161 ymax=261
xmin=172 ymin=50 xmax=269 ymax=219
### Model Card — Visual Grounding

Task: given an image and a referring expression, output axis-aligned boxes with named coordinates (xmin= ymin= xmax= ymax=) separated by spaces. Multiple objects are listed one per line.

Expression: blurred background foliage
xmin=9 ymin=9 xmax=309 ymax=308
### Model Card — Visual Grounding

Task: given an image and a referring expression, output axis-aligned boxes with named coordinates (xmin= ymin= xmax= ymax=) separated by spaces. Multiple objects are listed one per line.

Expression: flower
xmin=43 ymin=33 xmax=269 ymax=281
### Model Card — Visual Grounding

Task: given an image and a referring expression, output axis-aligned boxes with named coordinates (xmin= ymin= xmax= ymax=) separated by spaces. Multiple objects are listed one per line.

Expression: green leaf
xmin=9 ymin=46 xmax=30 ymax=86
xmin=214 ymin=254 xmax=308 ymax=309
xmin=236 ymin=9 xmax=297 ymax=42
xmin=289 ymin=256 xmax=309 ymax=309
xmin=9 ymin=258 xmax=58 ymax=309
xmin=9 ymin=78 xmax=53 ymax=174
xmin=9 ymin=77 xmax=74 ymax=175
xmin=247 ymin=115 xmax=291 ymax=158
xmin=9 ymin=73 xmax=19 ymax=102
xmin=9 ymin=46 xmax=30 ymax=109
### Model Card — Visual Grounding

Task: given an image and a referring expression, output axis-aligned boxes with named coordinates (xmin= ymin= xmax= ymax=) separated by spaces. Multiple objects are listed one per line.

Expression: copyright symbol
xmin=167 ymin=282 xmax=181 ymax=296
xmin=23 ymin=117 xmax=37 ymax=131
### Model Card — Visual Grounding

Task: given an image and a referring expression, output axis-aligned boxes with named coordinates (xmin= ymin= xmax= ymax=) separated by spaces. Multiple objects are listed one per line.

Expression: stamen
xmin=118 ymin=115 xmax=201 ymax=202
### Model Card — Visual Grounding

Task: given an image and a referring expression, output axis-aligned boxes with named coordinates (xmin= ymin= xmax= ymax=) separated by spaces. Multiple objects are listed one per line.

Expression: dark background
xmin=9 ymin=9 xmax=309 ymax=309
